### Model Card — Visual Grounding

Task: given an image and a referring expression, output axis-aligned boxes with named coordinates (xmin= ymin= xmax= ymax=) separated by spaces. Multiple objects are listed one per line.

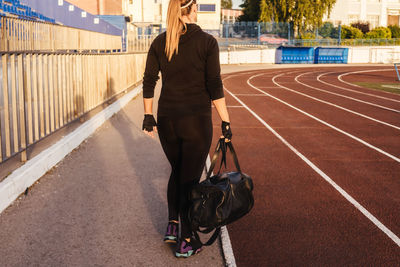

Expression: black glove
xmin=142 ymin=114 xmax=157 ymax=132
xmin=221 ymin=121 xmax=232 ymax=141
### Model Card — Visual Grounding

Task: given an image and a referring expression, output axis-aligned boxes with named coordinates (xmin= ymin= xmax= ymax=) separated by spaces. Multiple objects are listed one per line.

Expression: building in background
xmin=66 ymin=0 xmax=163 ymax=50
xmin=161 ymin=0 xmax=221 ymax=35
xmin=19 ymin=0 xmax=121 ymax=35
xmin=65 ymin=0 xmax=131 ymax=31
xmin=66 ymin=0 xmax=221 ymax=37
xmin=326 ymin=0 xmax=400 ymax=28
xmin=129 ymin=0 xmax=163 ymax=34
xmin=67 ymin=0 xmax=124 ymax=15
xmin=221 ymin=8 xmax=243 ymax=23
xmin=196 ymin=0 xmax=221 ymax=34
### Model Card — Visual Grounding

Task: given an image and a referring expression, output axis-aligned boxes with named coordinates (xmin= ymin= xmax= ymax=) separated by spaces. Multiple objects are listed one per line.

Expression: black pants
xmin=157 ymin=114 xmax=213 ymax=238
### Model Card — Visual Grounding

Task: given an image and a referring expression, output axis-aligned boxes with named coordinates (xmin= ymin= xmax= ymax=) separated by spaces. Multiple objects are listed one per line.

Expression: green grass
xmin=352 ymin=82 xmax=400 ymax=95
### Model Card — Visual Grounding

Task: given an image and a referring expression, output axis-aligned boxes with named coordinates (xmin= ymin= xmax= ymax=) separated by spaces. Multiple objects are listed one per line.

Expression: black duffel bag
xmin=188 ymin=137 xmax=254 ymax=246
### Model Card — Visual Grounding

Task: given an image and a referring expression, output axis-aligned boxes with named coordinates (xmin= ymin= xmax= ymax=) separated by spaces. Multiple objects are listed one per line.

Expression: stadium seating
xmin=276 ymin=46 xmax=349 ymax=64
xmin=278 ymin=47 xmax=315 ymax=64
xmin=314 ymin=47 xmax=349 ymax=64
xmin=0 ymin=0 xmax=55 ymax=23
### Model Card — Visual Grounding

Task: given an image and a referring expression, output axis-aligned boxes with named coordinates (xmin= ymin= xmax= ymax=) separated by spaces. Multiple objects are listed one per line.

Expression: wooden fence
xmin=0 ymin=52 xmax=146 ymax=163
xmin=0 ymin=16 xmax=122 ymax=52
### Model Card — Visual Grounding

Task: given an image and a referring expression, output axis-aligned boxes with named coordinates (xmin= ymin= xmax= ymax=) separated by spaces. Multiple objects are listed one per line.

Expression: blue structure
xmin=0 ymin=0 xmax=121 ymax=36
xmin=19 ymin=0 xmax=121 ymax=36
xmin=275 ymin=46 xmax=349 ymax=64
xmin=277 ymin=46 xmax=315 ymax=64
xmin=314 ymin=47 xmax=349 ymax=64
xmin=0 ymin=0 xmax=55 ymax=23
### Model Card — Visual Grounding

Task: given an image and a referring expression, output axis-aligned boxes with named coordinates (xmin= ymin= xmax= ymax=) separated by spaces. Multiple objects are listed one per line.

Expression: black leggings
xmin=157 ymin=114 xmax=213 ymax=238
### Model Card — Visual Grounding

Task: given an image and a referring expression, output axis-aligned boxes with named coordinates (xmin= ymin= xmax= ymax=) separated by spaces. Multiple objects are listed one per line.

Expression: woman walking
xmin=141 ymin=0 xmax=232 ymax=258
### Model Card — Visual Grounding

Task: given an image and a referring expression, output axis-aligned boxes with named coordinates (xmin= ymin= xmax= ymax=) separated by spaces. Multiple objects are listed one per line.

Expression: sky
xmin=232 ymin=0 xmax=242 ymax=9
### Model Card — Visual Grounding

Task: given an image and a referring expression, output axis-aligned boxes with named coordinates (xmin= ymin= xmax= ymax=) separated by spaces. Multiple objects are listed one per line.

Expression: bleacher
xmin=0 ymin=0 xmax=55 ymax=23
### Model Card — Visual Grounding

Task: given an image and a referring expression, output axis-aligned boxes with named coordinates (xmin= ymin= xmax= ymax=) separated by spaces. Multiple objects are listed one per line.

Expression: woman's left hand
xmin=142 ymin=114 xmax=158 ymax=138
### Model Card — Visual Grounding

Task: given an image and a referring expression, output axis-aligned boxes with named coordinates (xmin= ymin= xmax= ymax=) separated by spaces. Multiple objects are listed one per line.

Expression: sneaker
xmin=175 ymin=237 xmax=203 ymax=258
xmin=163 ymin=221 xmax=178 ymax=243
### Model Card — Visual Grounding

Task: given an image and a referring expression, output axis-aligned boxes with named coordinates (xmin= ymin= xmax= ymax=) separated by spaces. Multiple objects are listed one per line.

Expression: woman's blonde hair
xmin=165 ymin=0 xmax=196 ymax=62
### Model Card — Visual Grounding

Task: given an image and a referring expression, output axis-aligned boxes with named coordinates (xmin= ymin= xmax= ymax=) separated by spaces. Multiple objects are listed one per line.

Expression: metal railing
xmin=126 ymin=34 xmax=156 ymax=53
xmin=0 ymin=16 xmax=123 ymax=52
xmin=0 ymin=51 xmax=146 ymax=163
xmin=289 ymin=38 xmax=400 ymax=47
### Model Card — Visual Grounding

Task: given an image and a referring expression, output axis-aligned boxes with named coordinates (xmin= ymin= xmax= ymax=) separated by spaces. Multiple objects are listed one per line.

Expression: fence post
xmin=288 ymin=23 xmax=291 ymax=45
xmin=225 ymin=23 xmax=229 ymax=47
xmin=338 ymin=24 xmax=342 ymax=46
xmin=18 ymin=54 xmax=27 ymax=162
xmin=257 ymin=23 xmax=260 ymax=45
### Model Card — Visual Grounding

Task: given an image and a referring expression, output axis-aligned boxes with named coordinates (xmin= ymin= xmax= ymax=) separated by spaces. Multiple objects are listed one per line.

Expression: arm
xmin=206 ymin=37 xmax=228 ymax=122
xmin=143 ymin=98 xmax=153 ymax=115
xmin=142 ymin=43 xmax=160 ymax=138
xmin=206 ymin=37 xmax=232 ymax=141
xmin=213 ymin=97 xmax=230 ymax=123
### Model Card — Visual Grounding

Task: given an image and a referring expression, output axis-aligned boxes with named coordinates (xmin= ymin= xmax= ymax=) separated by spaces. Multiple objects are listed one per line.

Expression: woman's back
xmin=143 ymin=24 xmax=224 ymax=117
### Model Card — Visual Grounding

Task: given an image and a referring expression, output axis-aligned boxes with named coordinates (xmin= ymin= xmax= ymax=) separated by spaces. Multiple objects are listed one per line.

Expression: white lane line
xmin=318 ymin=71 xmax=400 ymax=103
xmin=257 ymin=72 xmax=400 ymax=131
xmin=295 ymin=72 xmax=400 ymax=113
xmin=383 ymin=85 xmax=400 ymax=90
xmin=338 ymin=69 xmax=400 ymax=99
xmin=248 ymin=73 xmax=400 ymax=163
xmin=212 ymin=105 xmax=245 ymax=108
xmin=234 ymin=94 xmax=268 ymax=96
xmin=204 ymin=155 xmax=237 ymax=267
xmin=223 ymin=76 xmax=400 ymax=247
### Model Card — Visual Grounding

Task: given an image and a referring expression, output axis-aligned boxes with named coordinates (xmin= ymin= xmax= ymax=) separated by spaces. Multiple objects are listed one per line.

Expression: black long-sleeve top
xmin=142 ymin=23 xmax=224 ymax=117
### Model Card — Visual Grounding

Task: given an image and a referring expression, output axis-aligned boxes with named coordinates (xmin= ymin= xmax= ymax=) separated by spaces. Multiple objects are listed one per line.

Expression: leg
xmin=175 ymin=115 xmax=213 ymax=238
xmin=157 ymin=116 xmax=181 ymax=222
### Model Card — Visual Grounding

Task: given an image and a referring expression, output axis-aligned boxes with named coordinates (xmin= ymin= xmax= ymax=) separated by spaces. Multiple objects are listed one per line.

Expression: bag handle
xmin=193 ymin=227 xmax=221 ymax=246
xmin=206 ymin=137 xmax=242 ymax=180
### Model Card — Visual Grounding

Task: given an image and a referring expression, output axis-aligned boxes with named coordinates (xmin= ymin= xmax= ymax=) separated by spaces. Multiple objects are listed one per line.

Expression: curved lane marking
xmin=223 ymin=74 xmax=400 ymax=247
xmin=287 ymin=73 xmax=400 ymax=130
xmin=338 ymin=69 xmax=400 ymax=98
xmin=295 ymin=72 xmax=400 ymax=113
xmin=317 ymin=70 xmax=400 ymax=103
xmin=249 ymin=73 xmax=400 ymax=163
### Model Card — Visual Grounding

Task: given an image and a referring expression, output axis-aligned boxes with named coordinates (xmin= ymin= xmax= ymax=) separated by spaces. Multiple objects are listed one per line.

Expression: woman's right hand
xmin=142 ymin=114 xmax=158 ymax=138
xmin=221 ymin=121 xmax=232 ymax=142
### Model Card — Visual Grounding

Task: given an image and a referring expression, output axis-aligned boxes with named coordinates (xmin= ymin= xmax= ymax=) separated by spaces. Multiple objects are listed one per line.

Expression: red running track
xmin=210 ymin=66 xmax=400 ymax=266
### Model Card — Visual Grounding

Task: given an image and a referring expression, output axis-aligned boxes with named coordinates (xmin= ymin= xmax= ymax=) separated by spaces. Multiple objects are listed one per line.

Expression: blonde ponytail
xmin=165 ymin=0 xmax=196 ymax=62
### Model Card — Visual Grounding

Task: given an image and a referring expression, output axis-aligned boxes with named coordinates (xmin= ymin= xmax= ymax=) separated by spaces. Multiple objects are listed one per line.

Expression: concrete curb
xmin=205 ymin=155 xmax=237 ymax=267
xmin=0 ymin=85 xmax=142 ymax=215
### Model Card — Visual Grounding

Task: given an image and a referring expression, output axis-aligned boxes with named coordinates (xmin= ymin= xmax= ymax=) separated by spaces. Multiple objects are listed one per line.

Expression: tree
xmin=238 ymin=0 xmax=261 ymax=21
xmin=341 ymin=25 xmax=363 ymax=39
xmin=388 ymin=25 xmax=400 ymax=38
xmin=221 ymin=0 xmax=233 ymax=9
xmin=258 ymin=0 xmax=272 ymax=22
xmin=319 ymin=22 xmax=334 ymax=38
xmin=351 ymin=21 xmax=370 ymax=34
xmin=365 ymin=27 xmax=391 ymax=39
xmin=241 ymin=0 xmax=337 ymax=36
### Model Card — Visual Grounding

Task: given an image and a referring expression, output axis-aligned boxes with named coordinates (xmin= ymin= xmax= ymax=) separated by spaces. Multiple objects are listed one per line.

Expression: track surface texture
xmin=210 ymin=66 xmax=400 ymax=266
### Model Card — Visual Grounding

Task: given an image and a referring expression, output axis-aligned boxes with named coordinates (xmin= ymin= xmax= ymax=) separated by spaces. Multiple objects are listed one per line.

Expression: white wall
xmin=348 ymin=46 xmax=400 ymax=63
xmin=220 ymin=46 xmax=400 ymax=65
xmin=220 ymin=48 xmax=277 ymax=64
